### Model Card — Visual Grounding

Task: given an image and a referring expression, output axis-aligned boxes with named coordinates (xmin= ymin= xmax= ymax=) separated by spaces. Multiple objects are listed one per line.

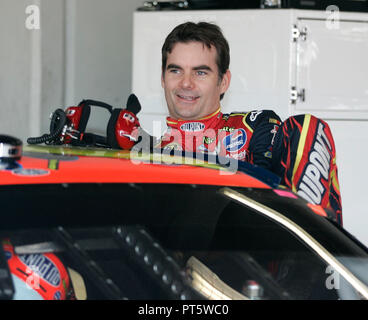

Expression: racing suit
xmin=154 ymin=108 xmax=343 ymax=225
xmin=155 ymin=108 xmax=281 ymax=171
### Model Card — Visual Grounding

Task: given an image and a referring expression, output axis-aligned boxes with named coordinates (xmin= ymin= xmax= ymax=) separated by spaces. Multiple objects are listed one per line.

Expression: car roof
xmin=0 ymin=145 xmax=276 ymax=188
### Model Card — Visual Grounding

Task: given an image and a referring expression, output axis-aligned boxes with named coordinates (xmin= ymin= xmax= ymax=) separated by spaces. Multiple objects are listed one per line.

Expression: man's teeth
xmin=178 ymin=95 xmax=197 ymax=101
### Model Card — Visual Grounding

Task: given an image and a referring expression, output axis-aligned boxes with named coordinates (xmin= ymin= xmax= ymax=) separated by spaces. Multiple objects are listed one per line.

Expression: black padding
xmin=106 ymin=108 xmax=122 ymax=149
xmin=126 ymin=94 xmax=141 ymax=115
xmin=83 ymin=133 xmax=108 ymax=147
xmin=78 ymin=104 xmax=91 ymax=133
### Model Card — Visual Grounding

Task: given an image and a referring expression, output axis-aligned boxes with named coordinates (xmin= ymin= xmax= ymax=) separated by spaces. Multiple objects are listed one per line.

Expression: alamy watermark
xmin=25 ymin=265 xmax=40 ymax=291
xmin=325 ymin=265 xmax=340 ymax=290
xmin=325 ymin=5 xmax=340 ymax=30
xmin=25 ymin=5 xmax=40 ymax=30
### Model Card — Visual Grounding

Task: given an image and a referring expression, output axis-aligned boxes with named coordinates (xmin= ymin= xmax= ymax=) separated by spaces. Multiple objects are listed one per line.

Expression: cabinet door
xmin=292 ymin=18 xmax=368 ymax=120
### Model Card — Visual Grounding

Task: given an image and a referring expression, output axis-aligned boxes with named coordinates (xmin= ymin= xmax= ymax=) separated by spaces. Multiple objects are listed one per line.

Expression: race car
xmin=0 ymin=134 xmax=368 ymax=300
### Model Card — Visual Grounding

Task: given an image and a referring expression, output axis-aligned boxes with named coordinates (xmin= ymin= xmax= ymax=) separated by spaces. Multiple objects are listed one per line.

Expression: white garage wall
xmin=64 ymin=0 xmax=143 ymax=135
xmin=0 ymin=0 xmax=143 ymax=141
xmin=0 ymin=0 xmax=32 ymax=141
xmin=40 ymin=0 xmax=65 ymax=136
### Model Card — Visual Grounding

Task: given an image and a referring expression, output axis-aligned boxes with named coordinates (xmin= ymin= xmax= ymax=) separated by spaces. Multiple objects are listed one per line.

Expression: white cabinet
xmin=132 ymin=9 xmax=368 ymax=245
xmin=292 ymin=17 xmax=368 ymax=119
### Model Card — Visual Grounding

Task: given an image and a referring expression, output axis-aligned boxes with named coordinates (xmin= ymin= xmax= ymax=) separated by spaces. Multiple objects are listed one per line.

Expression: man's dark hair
xmin=161 ymin=21 xmax=230 ymax=83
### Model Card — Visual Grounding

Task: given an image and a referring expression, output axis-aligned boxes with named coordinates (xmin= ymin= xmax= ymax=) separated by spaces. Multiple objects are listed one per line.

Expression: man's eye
xmin=196 ymin=71 xmax=207 ymax=76
xmin=169 ymin=69 xmax=180 ymax=74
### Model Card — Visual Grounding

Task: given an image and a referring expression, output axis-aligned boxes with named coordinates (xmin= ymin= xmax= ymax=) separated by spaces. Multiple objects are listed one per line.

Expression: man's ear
xmin=220 ymin=69 xmax=231 ymax=95
xmin=161 ymin=72 xmax=165 ymax=88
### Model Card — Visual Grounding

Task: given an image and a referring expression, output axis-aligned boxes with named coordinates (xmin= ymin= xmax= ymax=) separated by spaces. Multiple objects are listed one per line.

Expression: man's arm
xmin=271 ymin=114 xmax=343 ymax=225
xmin=245 ymin=110 xmax=282 ymax=171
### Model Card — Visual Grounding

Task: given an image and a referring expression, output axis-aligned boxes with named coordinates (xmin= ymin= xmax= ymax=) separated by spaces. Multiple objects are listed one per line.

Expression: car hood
xmin=0 ymin=144 xmax=277 ymax=188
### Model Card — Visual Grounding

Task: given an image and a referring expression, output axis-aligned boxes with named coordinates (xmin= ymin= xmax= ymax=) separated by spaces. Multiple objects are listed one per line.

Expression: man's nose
xmin=180 ymin=73 xmax=194 ymax=89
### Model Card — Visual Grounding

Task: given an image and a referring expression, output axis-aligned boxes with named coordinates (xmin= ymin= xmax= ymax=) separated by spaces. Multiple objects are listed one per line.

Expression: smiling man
xmin=135 ymin=21 xmax=342 ymax=225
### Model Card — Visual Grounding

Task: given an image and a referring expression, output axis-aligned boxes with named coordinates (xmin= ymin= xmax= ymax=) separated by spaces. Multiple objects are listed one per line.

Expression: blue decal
xmin=223 ymin=129 xmax=247 ymax=153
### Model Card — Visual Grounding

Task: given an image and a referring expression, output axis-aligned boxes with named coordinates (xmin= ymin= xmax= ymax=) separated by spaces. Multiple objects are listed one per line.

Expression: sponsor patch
xmin=203 ymin=136 xmax=215 ymax=144
xmin=250 ymin=111 xmax=262 ymax=121
xmin=223 ymin=129 xmax=247 ymax=153
xmin=269 ymin=118 xmax=281 ymax=125
xmin=180 ymin=122 xmax=205 ymax=132
xmin=163 ymin=143 xmax=182 ymax=151
xmin=270 ymin=125 xmax=278 ymax=145
xmin=219 ymin=126 xmax=235 ymax=132
xmin=264 ymin=151 xmax=272 ymax=159
xmin=229 ymin=150 xmax=246 ymax=160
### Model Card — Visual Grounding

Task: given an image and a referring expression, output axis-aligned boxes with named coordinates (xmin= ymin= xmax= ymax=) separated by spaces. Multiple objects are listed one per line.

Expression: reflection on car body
xmin=0 ymin=138 xmax=367 ymax=300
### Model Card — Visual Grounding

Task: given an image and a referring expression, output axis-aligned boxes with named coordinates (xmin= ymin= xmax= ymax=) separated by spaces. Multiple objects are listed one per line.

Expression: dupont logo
xmin=19 ymin=254 xmax=61 ymax=287
xmin=223 ymin=129 xmax=247 ymax=153
xmin=180 ymin=122 xmax=205 ymax=132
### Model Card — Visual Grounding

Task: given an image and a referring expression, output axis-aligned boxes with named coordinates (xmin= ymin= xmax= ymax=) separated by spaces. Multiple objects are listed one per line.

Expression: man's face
xmin=161 ymin=41 xmax=231 ymax=120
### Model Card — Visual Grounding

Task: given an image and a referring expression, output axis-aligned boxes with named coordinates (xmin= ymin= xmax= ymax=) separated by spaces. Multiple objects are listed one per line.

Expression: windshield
xmin=1 ymin=183 xmax=367 ymax=300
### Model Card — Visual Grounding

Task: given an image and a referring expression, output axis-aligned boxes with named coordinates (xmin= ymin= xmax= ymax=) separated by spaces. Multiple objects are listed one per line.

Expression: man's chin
xmin=172 ymin=107 xmax=201 ymax=120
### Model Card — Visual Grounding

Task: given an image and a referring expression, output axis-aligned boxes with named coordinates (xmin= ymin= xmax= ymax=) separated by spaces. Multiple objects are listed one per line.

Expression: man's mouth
xmin=176 ymin=94 xmax=199 ymax=102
